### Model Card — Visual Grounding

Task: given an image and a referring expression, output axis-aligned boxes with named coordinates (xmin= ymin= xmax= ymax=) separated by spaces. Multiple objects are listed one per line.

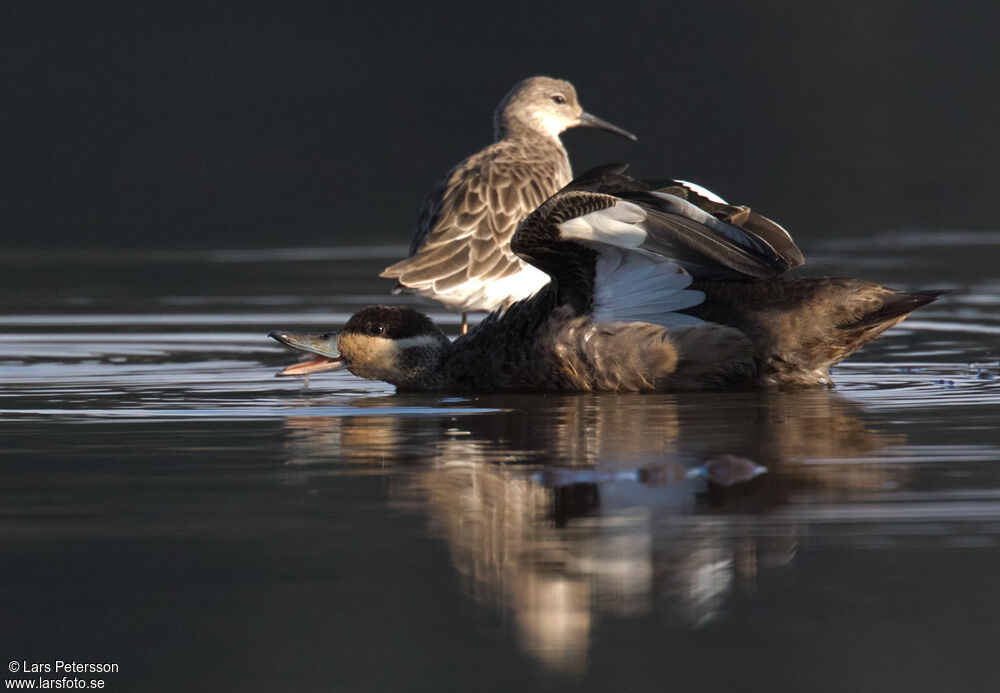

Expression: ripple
xmin=0 ymin=402 xmax=501 ymax=423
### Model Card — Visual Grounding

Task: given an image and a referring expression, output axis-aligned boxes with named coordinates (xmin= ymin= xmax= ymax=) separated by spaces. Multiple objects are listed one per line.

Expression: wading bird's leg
xmin=461 ymin=312 xmax=468 ymax=335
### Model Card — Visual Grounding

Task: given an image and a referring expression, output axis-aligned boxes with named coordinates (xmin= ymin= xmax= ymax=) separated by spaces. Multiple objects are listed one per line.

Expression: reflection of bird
xmin=278 ymin=389 xmax=909 ymax=670
xmin=271 ymin=165 xmax=943 ymax=390
xmin=379 ymin=77 xmax=636 ymax=334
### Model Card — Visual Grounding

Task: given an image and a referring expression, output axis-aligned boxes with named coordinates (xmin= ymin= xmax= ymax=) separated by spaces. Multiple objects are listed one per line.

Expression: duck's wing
xmin=547 ymin=188 xmax=803 ymax=280
xmin=380 ymin=151 xmax=563 ymax=298
xmin=649 ymin=180 xmax=804 ymax=269
xmin=512 ymin=188 xmax=803 ymax=327
xmin=559 ymin=165 xmax=803 ymax=271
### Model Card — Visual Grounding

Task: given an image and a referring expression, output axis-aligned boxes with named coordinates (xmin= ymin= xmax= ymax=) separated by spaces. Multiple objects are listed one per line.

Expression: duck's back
xmin=425 ymin=285 xmax=754 ymax=392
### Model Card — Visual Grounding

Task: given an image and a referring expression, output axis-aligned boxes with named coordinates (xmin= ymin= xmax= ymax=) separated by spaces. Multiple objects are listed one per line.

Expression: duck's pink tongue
xmin=276 ymin=356 xmax=345 ymax=377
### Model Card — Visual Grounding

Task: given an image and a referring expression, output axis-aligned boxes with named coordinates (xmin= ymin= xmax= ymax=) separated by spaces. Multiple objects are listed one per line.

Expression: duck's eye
xmin=318 ymin=333 xmax=332 ymax=340
xmin=369 ymin=324 xmax=385 ymax=336
xmin=550 ymin=94 xmax=566 ymax=105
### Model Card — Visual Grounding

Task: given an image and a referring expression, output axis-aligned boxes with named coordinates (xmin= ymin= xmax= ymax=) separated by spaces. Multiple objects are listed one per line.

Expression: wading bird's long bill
xmin=577 ymin=111 xmax=637 ymax=141
xmin=268 ymin=330 xmax=346 ymax=376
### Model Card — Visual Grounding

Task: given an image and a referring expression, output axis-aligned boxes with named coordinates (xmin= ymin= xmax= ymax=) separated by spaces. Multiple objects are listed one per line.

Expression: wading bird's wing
xmin=512 ymin=186 xmax=804 ymax=327
xmin=380 ymin=151 xmax=564 ymax=306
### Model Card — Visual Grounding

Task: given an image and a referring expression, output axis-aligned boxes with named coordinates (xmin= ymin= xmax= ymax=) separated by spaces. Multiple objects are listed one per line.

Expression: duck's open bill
xmin=276 ymin=356 xmax=344 ymax=376
xmin=268 ymin=330 xmax=345 ymax=377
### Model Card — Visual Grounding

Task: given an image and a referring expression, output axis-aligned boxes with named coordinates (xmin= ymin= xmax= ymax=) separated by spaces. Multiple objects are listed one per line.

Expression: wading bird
xmin=380 ymin=76 xmax=636 ymax=334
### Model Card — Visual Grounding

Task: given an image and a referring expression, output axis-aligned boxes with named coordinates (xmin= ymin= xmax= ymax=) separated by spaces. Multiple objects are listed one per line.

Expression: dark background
xmin=3 ymin=1 xmax=998 ymax=249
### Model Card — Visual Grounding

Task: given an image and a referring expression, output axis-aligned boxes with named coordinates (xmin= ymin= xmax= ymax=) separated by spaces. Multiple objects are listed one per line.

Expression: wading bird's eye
xmin=369 ymin=324 xmax=385 ymax=336
xmin=551 ymin=94 xmax=566 ymax=105
xmin=319 ymin=333 xmax=332 ymax=340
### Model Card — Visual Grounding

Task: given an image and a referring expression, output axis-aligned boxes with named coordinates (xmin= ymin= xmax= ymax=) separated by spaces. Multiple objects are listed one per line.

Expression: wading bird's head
xmin=270 ymin=306 xmax=449 ymax=387
xmin=494 ymin=76 xmax=636 ymax=143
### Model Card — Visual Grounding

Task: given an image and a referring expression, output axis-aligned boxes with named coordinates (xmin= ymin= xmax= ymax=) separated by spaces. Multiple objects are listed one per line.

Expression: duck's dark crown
xmin=342 ymin=305 xmax=438 ymax=340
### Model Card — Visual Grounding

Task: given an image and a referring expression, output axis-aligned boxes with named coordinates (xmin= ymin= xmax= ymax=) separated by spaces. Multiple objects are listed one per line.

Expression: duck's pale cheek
xmin=344 ymin=357 xmax=398 ymax=383
xmin=337 ymin=333 xmax=403 ymax=383
xmin=347 ymin=362 xmax=388 ymax=382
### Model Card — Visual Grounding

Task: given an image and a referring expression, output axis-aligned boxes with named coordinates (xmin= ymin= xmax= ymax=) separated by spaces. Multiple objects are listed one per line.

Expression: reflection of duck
xmin=270 ymin=166 xmax=942 ymax=390
xmin=280 ymin=390 xmax=906 ymax=672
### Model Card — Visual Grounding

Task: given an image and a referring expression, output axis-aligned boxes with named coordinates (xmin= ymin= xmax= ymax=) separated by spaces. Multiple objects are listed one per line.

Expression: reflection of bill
xmin=281 ymin=391 xmax=903 ymax=673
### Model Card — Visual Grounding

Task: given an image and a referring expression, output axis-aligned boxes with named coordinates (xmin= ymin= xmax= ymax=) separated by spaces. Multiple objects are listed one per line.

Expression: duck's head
xmin=494 ymin=76 xmax=636 ymax=143
xmin=269 ymin=306 xmax=449 ymax=386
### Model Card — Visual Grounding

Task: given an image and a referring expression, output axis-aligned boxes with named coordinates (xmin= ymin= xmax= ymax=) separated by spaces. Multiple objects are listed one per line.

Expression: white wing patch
xmin=589 ymin=246 xmax=705 ymax=328
xmin=648 ymin=190 xmax=717 ymax=225
xmin=557 ymin=200 xmax=648 ymax=248
xmin=674 ymin=180 xmax=727 ymax=204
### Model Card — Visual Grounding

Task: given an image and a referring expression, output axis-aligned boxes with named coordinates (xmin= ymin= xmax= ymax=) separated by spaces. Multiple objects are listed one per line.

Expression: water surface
xmin=2 ymin=233 xmax=1000 ymax=691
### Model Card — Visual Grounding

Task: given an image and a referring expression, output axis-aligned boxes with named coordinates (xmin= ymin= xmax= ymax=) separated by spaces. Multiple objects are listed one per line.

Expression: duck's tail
xmin=688 ymin=278 xmax=946 ymax=387
xmin=842 ymin=289 xmax=946 ymax=332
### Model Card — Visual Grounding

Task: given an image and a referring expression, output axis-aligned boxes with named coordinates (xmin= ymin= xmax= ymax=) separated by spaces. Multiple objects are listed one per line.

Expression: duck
xmin=272 ymin=165 xmax=943 ymax=391
xmin=379 ymin=76 xmax=636 ymax=334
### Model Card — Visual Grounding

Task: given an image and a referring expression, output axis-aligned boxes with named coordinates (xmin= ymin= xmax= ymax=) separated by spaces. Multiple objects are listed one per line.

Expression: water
xmin=2 ymin=233 xmax=1000 ymax=691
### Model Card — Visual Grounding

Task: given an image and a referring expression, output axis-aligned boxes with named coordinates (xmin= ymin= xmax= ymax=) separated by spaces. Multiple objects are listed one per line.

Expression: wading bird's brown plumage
xmin=273 ymin=166 xmax=943 ymax=392
xmin=380 ymin=77 xmax=636 ymax=327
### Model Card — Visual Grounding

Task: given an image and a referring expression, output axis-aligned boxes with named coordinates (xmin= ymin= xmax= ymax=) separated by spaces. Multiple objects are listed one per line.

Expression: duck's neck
xmin=410 ymin=286 xmax=558 ymax=391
